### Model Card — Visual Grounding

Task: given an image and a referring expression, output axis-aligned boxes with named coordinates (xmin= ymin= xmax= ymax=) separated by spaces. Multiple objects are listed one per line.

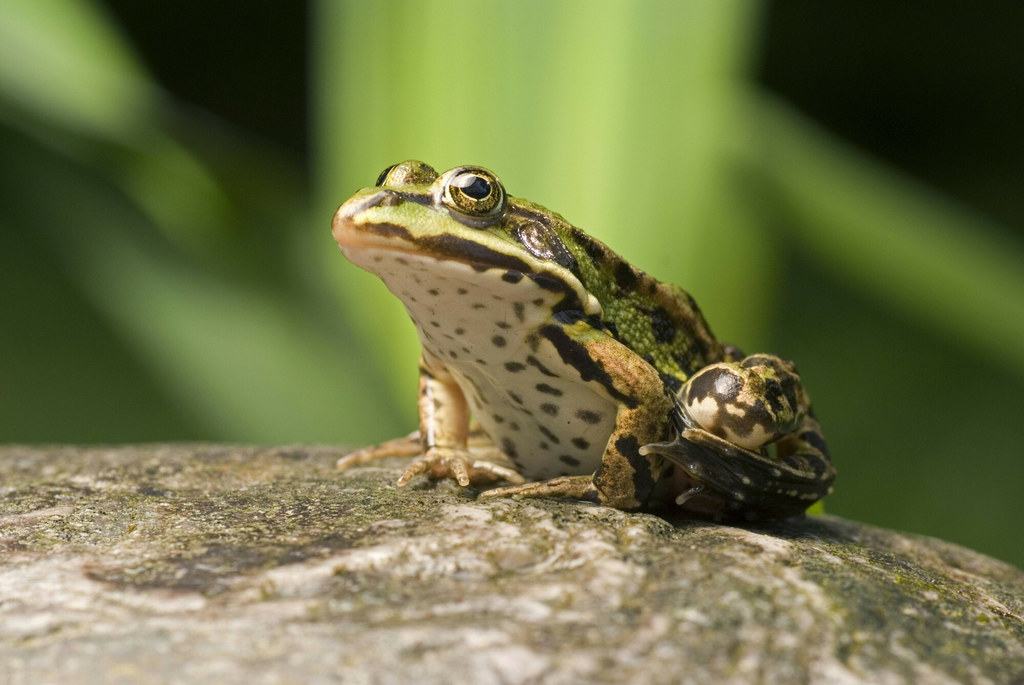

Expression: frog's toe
xmin=395 ymin=448 xmax=524 ymax=488
xmin=479 ymin=476 xmax=600 ymax=503
xmin=444 ymin=453 xmax=472 ymax=487
xmin=396 ymin=448 xmax=470 ymax=487
xmin=467 ymin=461 xmax=526 ymax=485
xmin=336 ymin=431 xmax=421 ymax=471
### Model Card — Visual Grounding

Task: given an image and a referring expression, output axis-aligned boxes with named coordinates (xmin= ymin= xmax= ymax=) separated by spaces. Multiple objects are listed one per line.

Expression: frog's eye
xmin=443 ymin=167 xmax=506 ymax=217
xmin=375 ymin=164 xmax=398 ymax=187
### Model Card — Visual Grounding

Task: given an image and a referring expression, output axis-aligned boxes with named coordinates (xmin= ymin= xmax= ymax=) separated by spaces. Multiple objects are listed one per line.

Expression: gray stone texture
xmin=1 ymin=444 xmax=1021 ymax=684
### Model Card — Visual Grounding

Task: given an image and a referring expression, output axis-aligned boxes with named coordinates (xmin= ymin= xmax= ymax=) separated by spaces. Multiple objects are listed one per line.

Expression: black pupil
xmin=455 ymin=174 xmax=491 ymax=200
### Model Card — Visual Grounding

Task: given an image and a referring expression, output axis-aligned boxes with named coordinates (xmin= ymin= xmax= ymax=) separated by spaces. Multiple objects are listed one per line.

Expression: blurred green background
xmin=2 ymin=1 xmax=1022 ymax=567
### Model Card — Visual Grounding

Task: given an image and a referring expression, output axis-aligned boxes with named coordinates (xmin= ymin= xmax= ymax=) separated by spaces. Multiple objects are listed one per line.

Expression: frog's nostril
xmin=347 ymin=190 xmax=398 ymax=214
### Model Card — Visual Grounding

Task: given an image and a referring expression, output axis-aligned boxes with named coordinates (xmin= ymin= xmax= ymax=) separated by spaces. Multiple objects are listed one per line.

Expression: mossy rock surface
xmin=1 ymin=444 xmax=1022 ymax=684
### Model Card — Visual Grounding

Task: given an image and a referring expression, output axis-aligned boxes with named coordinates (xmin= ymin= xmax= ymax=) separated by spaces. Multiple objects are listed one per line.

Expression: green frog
xmin=333 ymin=161 xmax=834 ymax=519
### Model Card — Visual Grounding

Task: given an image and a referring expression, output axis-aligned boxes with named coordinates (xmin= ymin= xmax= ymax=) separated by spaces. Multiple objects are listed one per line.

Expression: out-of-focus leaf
xmin=2 ymin=121 xmax=395 ymax=442
xmin=0 ymin=0 xmax=396 ymax=443
xmin=740 ymin=94 xmax=1024 ymax=378
xmin=0 ymin=0 xmax=152 ymax=137
xmin=0 ymin=0 xmax=236 ymax=255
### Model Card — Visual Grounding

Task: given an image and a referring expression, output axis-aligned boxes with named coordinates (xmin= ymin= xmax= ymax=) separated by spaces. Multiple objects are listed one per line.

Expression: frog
xmin=332 ymin=161 xmax=835 ymax=519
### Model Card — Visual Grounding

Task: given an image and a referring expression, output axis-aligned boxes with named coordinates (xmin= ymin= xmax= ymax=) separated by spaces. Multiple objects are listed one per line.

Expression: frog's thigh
xmin=585 ymin=334 xmax=674 ymax=508
xmin=680 ymin=353 xmax=811 ymax=451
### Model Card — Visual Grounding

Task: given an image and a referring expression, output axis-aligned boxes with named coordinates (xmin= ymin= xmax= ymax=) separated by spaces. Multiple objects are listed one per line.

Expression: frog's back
xmin=551 ymin=221 xmax=726 ymax=390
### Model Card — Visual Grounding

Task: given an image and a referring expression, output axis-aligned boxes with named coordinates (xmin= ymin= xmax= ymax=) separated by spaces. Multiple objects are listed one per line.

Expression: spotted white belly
xmin=362 ymin=247 xmax=618 ymax=480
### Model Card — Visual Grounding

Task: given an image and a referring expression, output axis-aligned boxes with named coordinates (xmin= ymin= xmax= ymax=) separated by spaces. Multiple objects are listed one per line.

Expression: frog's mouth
xmin=333 ymin=189 xmax=602 ymax=318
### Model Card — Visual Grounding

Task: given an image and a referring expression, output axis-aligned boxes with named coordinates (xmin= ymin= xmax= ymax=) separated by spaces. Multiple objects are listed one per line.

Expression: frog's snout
xmin=332 ymin=189 xmax=395 ymax=246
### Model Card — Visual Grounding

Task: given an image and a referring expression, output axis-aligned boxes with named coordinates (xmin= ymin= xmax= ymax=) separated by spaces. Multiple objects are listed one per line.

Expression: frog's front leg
xmin=336 ymin=421 xmax=504 ymax=470
xmin=398 ymin=353 xmax=525 ymax=486
xmin=481 ymin=326 xmax=673 ymax=509
xmin=337 ymin=353 xmax=523 ymax=487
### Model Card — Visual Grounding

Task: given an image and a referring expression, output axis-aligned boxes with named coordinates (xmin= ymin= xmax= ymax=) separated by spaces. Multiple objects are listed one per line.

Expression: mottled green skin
xmin=333 ymin=161 xmax=834 ymax=517
xmin=506 ymin=196 xmax=726 ymax=384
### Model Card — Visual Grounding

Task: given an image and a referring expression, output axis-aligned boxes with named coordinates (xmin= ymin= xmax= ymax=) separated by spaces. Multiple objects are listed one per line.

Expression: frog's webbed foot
xmin=642 ymin=421 xmax=834 ymax=519
xmin=395 ymin=447 xmax=525 ymax=488
xmin=479 ymin=475 xmax=602 ymax=505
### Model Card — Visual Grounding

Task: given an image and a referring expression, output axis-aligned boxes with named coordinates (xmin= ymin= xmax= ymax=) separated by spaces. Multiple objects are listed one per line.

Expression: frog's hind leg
xmin=642 ymin=412 xmax=834 ymax=519
xmin=479 ymin=475 xmax=604 ymax=505
xmin=770 ymin=412 xmax=835 ymax=496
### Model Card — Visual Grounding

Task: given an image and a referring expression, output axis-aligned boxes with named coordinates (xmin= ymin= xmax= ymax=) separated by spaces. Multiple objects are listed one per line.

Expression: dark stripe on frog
xmin=564 ymin=225 xmax=643 ymax=302
xmin=571 ymin=227 xmax=607 ymax=267
xmin=526 ymin=273 xmax=584 ymax=312
xmin=555 ymin=309 xmax=620 ymax=340
xmin=614 ymin=260 xmax=640 ymax=291
xmin=500 ymin=437 xmax=518 ymax=459
xmin=507 ymin=205 xmax=554 ymax=227
xmin=659 ymin=372 xmax=683 ymax=394
xmin=413 ymin=233 xmax=535 ymax=274
xmin=366 ymin=222 xmax=415 ymax=241
xmin=538 ymin=324 xmax=638 ymax=408
xmin=593 ymin=436 xmax=655 ymax=505
xmin=613 ymin=435 xmax=656 ymax=503
xmin=650 ymin=307 xmax=676 ymax=345
xmin=762 ymin=379 xmax=789 ymax=416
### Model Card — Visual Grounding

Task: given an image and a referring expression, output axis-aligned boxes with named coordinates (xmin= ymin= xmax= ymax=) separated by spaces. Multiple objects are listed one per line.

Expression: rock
xmin=0 ymin=444 xmax=1021 ymax=684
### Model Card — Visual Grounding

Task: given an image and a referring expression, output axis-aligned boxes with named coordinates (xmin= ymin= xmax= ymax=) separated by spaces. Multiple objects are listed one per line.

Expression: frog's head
xmin=333 ymin=161 xmax=602 ymax=317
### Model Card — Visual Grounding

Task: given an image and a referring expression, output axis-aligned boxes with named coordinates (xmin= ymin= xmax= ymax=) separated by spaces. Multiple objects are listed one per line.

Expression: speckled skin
xmin=333 ymin=162 xmax=834 ymax=517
